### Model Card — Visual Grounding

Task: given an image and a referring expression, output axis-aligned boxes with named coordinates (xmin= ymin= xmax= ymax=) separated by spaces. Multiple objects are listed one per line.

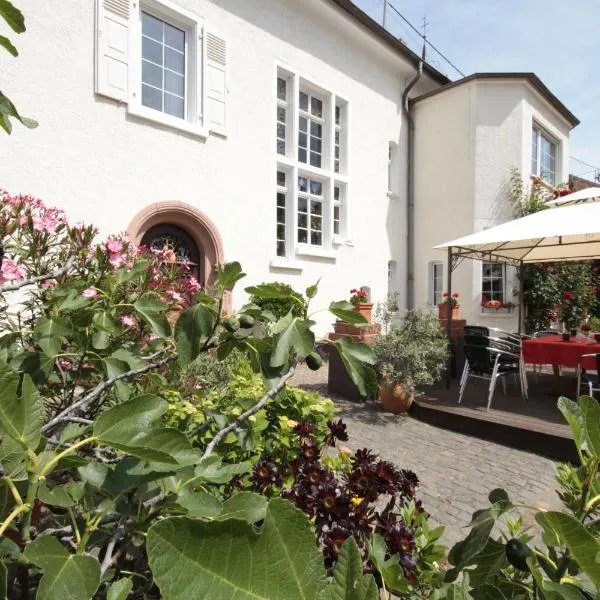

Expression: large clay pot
xmin=438 ymin=304 xmax=459 ymax=320
xmin=379 ymin=381 xmax=414 ymax=413
xmin=353 ymin=302 xmax=373 ymax=323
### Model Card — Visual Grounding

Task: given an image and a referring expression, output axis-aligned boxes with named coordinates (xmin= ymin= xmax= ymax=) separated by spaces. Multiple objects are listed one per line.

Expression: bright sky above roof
xmin=354 ymin=0 xmax=600 ymax=183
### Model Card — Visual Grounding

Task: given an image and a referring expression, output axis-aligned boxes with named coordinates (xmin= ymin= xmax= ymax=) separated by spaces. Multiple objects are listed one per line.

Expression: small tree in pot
xmin=374 ymin=309 xmax=449 ymax=412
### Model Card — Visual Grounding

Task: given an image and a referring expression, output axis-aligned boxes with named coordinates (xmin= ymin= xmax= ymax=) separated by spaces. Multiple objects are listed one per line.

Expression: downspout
xmin=401 ymin=51 xmax=423 ymax=310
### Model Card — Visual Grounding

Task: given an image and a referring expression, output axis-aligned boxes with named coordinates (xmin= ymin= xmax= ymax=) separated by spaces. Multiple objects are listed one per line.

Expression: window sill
xmin=333 ymin=236 xmax=354 ymax=247
xmin=295 ymin=246 xmax=337 ymax=260
xmin=479 ymin=311 xmax=516 ymax=319
xmin=269 ymin=258 xmax=303 ymax=272
xmin=127 ymin=103 xmax=208 ymax=139
xmin=387 ymin=191 xmax=401 ymax=200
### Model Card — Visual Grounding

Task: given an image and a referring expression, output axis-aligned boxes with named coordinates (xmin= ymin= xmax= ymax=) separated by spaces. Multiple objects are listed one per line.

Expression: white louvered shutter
xmin=95 ymin=0 xmax=131 ymax=102
xmin=205 ymin=30 xmax=227 ymax=135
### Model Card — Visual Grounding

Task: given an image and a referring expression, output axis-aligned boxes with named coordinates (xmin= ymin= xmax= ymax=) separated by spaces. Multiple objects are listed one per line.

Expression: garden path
xmin=291 ymin=363 xmax=562 ymax=548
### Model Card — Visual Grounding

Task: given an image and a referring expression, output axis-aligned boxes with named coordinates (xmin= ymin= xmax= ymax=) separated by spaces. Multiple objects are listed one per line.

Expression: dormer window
xmin=531 ymin=125 xmax=557 ymax=185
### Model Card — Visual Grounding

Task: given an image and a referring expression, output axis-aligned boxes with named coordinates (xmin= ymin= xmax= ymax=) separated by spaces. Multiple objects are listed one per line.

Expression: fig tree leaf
xmin=133 ymin=293 xmax=171 ymax=338
xmin=107 ymin=578 xmax=133 ymax=600
xmin=0 ymin=363 xmax=42 ymax=449
xmin=215 ymin=492 xmax=268 ymax=523
xmin=175 ymin=303 xmax=216 ymax=366
xmin=270 ymin=316 xmax=315 ymax=367
xmin=558 ymin=397 xmax=584 ymax=457
xmin=176 ymin=489 xmax=223 ymax=519
xmin=217 ymin=261 xmax=246 ymax=289
xmin=147 ymin=499 xmax=327 ymax=600
xmin=579 ymin=395 xmax=600 ymax=457
xmin=34 ymin=317 xmax=71 ymax=357
xmin=329 ymin=301 xmax=368 ymax=325
xmin=194 ymin=456 xmax=250 ymax=484
xmin=23 ymin=536 xmax=100 ymax=600
xmin=333 ymin=337 xmax=377 ymax=397
xmin=327 ymin=537 xmax=378 ymax=600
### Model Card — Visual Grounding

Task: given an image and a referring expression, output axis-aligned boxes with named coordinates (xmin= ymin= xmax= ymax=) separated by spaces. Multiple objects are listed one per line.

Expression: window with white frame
xmin=531 ymin=125 xmax=557 ymax=185
xmin=95 ymin=0 xmax=227 ymax=137
xmin=275 ymin=68 xmax=348 ymax=258
xmin=429 ymin=261 xmax=444 ymax=306
xmin=481 ymin=262 xmax=505 ymax=304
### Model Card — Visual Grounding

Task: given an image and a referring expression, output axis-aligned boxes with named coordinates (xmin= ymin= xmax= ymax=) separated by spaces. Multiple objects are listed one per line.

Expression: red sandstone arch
xmin=127 ymin=201 xmax=225 ymax=289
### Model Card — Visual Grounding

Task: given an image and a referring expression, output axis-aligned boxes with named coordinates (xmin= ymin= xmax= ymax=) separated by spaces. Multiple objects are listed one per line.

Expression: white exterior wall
xmin=413 ymin=78 xmax=572 ymax=332
xmin=0 ymin=0 xmax=439 ymax=333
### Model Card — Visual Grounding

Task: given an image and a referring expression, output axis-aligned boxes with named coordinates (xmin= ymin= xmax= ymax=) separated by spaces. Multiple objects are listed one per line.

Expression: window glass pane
xmin=299 ymin=91 xmax=309 ymax=111
xmin=165 ymin=47 xmax=184 ymax=73
xmin=277 ymin=242 xmax=286 ymax=257
xmin=277 ymin=171 xmax=286 ymax=187
xmin=277 ymin=140 xmax=285 ymax=154
xmin=142 ymin=60 xmax=162 ymax=88
xmin=277 ymin=208 xmax=286 ymax=221
xmin=309 ymin=153 xmax=321 ymax=168
xmin=298 ymin=132 xmax=307 ymax=149
xmin=277 ymin=225 xmax=285 ymax=239
xmin=298 ymin=148 xmax=307 ymax=163
xmin=142 ymin=36 xmax=163 ymax=65
xmin=165 ymin=70 xmax=184 ymax=97
xmin=164 ymin=23 xmax=185 ymax=52
xmin=298 ymin=177 xmax=308 ymax=193
xmin=333 ymin=206 xmax=340 ymax=234
xmin=142 ymin=12 xmax=163 ymax=42
xmin=277 ymin=106 xmax=286 ymax=122
xmin=298 ymin=214 xmax=307 ymax=228
xmin=311 ymin=97 xmax=323 ymax=117
xmin=335 ymin=105 xmax=341 ymax=125
xmin=164 ymin=92 xmax=184 ymax=118
xmin=298 ymin=229 xmax=308 ymax=243
xmin=334 ymin=186 xmax=340 ymax=200
xmin=310 ymin=122 xmax=322 ymax=137
xmin=309 ymin=180 xmax=322 ymax=195
xmin=142 ymin=84 xmax=162 ymax=111
xmin=310 ymin=202 xmax=322 ymax=216
xmin=311 ymin=231 xmax=322 ymax=245
xmin=298 ymin=197 xmax=307 ymax=212
xmin=311 ymin=216 xmax=322 ymax=231
xmin=277 ymin=77 xmax=287 ymax=101
xmin=277 ymin=123 xmax=286 ymax=140
xmin=299 ymin=117 xmax=307 ymax=133
xmin=310 ymin=137 xmax=322 ymax=153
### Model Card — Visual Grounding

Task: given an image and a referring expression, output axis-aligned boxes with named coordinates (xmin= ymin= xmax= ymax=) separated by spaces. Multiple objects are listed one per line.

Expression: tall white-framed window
xmin=95 ymin=0 xmax=227 ymax=137
xmin=531 ymin=125 xmax=558 ymax=185
xmin=276 ymin=169 xmax=289 ymax=257
xmin=428 ymin=261 xmax=444 ymax=307
xmin=481 ymin=262 xmax=505 ymax=304
xmin=275 ymin=66 xmax=349 ymax=260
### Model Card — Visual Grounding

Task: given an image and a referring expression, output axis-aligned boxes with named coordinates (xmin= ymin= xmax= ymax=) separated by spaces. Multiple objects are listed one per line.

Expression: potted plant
xmin=349 ymin=287 xmax=372 ymax=322
xmin=559 ymin=290 xmax=581 ymax=336
xmin=374 ymin=309 xmax=449 ymax=413
xmin=438 ymin=291 xmax=460 ymax=320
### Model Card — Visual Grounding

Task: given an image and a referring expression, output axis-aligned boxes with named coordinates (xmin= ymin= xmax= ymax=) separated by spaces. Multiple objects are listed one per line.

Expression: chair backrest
xmin=464 ymin=325 xmax=489 ymax=338
xmin=532 ymin=330 xmax=557 ymax=338
xmin=463 ymin=335 xmax=494 ymax=374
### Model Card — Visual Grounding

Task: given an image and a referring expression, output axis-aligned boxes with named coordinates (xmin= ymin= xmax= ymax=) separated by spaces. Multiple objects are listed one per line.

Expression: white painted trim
xmin=269 ymin=258 xmax=303 ymax=272
xmin=296 ymin=245 xmax=337 ymax=260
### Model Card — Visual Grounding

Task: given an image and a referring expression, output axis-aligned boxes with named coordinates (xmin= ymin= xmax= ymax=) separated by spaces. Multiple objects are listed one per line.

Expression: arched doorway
xmin=127 ymin=201 xmax=225 ymax=290
xmin=141 ymin=223 xmax=201 ymax=277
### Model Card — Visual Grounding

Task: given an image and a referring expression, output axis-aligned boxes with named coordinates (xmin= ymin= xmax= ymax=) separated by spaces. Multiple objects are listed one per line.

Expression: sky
xmin=354 ymin=0 xmax=600 ymax=182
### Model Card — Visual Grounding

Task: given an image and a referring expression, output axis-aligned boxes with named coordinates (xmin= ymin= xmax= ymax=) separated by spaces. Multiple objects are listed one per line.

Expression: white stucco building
xmin=1 ymin=0 xmax=579 ymax=332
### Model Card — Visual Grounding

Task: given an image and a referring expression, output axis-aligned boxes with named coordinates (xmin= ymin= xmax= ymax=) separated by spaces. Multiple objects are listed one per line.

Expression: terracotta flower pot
xmin=438 ymin=304 xmax=459 ymax=320
xmin=353 ymin=302 xmax=373 ymax=323
xmin=379 ymin=381 xmax=414 ymax=413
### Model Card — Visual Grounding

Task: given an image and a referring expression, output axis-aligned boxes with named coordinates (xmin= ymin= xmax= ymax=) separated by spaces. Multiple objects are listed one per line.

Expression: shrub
xmin=248 ymin=280 xmax=306 ymax=319
xmin=374 ymin=309 xmax=448 ymax=392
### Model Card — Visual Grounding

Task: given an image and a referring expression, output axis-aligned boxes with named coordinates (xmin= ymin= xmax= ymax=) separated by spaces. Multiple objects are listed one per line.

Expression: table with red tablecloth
xmin=522 ymin=335 xmax=600 ymax=370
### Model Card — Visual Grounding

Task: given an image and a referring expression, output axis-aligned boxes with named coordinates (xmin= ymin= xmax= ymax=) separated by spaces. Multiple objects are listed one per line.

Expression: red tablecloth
xmin=522 ymin=335 xmax=600 ymax=369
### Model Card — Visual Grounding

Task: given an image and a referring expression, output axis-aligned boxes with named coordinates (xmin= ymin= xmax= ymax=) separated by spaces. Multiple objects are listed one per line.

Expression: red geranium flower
xmin=563 ymin=291 xmax=573 ymax=300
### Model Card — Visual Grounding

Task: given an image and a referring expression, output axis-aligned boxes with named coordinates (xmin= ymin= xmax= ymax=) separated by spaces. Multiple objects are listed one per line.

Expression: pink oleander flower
xmin=166 ymin=290 xmax=183 ymax=302
xmin=120 ymin=315 xmax=136 ymax=328
xmin=42 ymin=279 xmax=56 ymax=289
xmin=109 ymin=254 xmax=125 ymax=268
xmin=106 ymin=239 xmax=123 ymax=254
xmin=0 ymin=258 xmax=27 ymax=282
xmin=82 ymin=288 xmax=98 ymax=298
xmin=183 ymin=276 xmax=201 ymax=294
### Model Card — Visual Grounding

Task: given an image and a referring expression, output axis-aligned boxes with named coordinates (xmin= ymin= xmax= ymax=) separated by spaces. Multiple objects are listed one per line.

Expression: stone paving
xmin=291 ymin=363 xmax=562 ymax=548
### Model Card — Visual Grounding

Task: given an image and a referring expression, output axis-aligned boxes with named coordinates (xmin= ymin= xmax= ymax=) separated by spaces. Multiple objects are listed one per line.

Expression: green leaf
xmin=78 ymin=463 xmax=109 ymax=489
xmin=333 ymin=337 xmax=378 ymax=397
xmin=147 ymin=499 xmax=327 ymax=600
xmin=306 ymin=280 xmax=320 ymax=300
xmin=0 ymin=435 xmax=27 ymax=480
xmin=133 ymin=293 xmax=171 ymax=338
xmin=471 ymin=584 xmax=508 ymax=600
xmin=0 ymin=363 xmax=41 ymax=448
xmin=0 ymin=0 xmax=25 ymax=33
xmin=34 ymin=317 xmax=71 ymax=357
xmin=467 ymin=538 xmax=509 ymax=586
xmin=175 ymin=303 xmax=216 ymax=366
xmin=271 ymin=315 xmax=315 ymax=367
xmin=327 ymin=537 xmax=378 ymax=600
xmin=535 ymin=511 xmax=600 ymax=588
xmin=0 ymin=562 xmax=6 ymax=600
xmin=215 ymin=492 xmax=268 ymax=523
xmin=23 ymin=536 xmax=100 ymax=600
xmin=217 ymin=261 xmax=246 ymax=289
xmin=0 ymin=34 xmax=17 ymax=56
xmin=102 ymin=356 xmax=132 ymax=402
xmin=92 ymin=311 xmax=118 ymax=350
xmin=558 ymin=397 xmax=585 ymax=457
xmin=194 ymin=456 xmax=250 ymax=484
xmin=579 ymin=395 xmax=600 ymax=457
xmin=114 ymin=259 xmax=149 ymax=284
xmin=107 ymin=578 xmax=133 ymax=600
xmin=245 ymin=284 xmax=293 ymax=299
xmin=176 ymin=489 xmax=223 ymax=518
xmin=57 ymin=289 xmax=90 ymax=311
xmin=329 ymin=301 xmax=368 ymax=325
xmin=38 ymin=481 xmax=84 ymax=508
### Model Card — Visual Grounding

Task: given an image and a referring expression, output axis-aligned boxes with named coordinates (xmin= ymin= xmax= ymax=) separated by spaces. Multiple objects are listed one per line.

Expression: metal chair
xmin=576 ymin=353 xmax=600 ymax=398
xmin=459 ymin=333 xmax=528 ymax=410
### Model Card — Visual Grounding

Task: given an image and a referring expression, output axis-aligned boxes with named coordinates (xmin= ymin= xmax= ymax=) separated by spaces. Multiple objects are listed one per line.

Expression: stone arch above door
xmin=127 ymin=201 xmax=225 ymax=289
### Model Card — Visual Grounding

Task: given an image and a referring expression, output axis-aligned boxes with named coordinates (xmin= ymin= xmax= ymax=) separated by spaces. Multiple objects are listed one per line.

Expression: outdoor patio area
xmin=414 ymin=370 xmax=576 ymax=463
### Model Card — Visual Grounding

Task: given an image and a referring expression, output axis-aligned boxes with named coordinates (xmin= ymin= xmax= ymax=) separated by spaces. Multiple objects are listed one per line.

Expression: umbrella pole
xmin=446 ymin=246 xmax=452 ymax=389
xmin=518 ymin=260 xmax=524 ymax=335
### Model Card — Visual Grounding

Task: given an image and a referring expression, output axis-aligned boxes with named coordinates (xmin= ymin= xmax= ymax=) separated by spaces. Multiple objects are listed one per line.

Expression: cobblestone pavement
xmin=291 ymin=363 xmax=562 ymax=548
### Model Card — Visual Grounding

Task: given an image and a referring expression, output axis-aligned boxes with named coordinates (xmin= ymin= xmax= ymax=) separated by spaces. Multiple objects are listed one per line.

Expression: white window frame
xmin=481 ymin=262 xmax=506 ymax=307
xmin=428 ymin=261 xmax=444 ymax=307
xmin=274 ymin=64 xmax=350 ymax=265
xmin=128 ymin=0 xmax=207 ymax=138
xmin=531 ymin=124 xmax=558 ymax=185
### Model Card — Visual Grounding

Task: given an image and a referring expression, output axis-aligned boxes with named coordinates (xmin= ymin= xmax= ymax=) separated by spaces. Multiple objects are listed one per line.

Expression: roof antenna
xmin=421 ymin=15 xmax=428 ymax=60
xmin=383 ymin=0 xmax=388 ymax=29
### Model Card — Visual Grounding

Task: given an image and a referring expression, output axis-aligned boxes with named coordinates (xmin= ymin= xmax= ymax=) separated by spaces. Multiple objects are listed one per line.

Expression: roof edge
xmin=327 ymin=0 xmax=450 ymax=85
xmin=410 ymin=73 xmax=579 ymax=127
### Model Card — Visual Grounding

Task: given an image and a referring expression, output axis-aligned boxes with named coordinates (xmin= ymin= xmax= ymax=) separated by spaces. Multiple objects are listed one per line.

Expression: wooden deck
xmin=411 ymin=372 xmax=578 ymax=463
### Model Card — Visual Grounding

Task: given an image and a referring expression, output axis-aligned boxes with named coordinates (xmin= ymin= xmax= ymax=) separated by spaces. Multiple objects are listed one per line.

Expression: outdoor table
xmin=522 ymin=335 xmax=600 ymax=369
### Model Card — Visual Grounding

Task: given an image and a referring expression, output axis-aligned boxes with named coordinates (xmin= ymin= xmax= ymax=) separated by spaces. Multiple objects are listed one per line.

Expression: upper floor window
xmin=95 ymin=0 xmax=227 ymax=137
xmin=274 ymin=68 xmax=349 ymax=260
xmin=481 ymin=262 xmax=505 ymax=304
xmin=428 ymin=261 xmax=444 ymax=307
xmin=531 ymin=126 xmax=557 ymax=185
